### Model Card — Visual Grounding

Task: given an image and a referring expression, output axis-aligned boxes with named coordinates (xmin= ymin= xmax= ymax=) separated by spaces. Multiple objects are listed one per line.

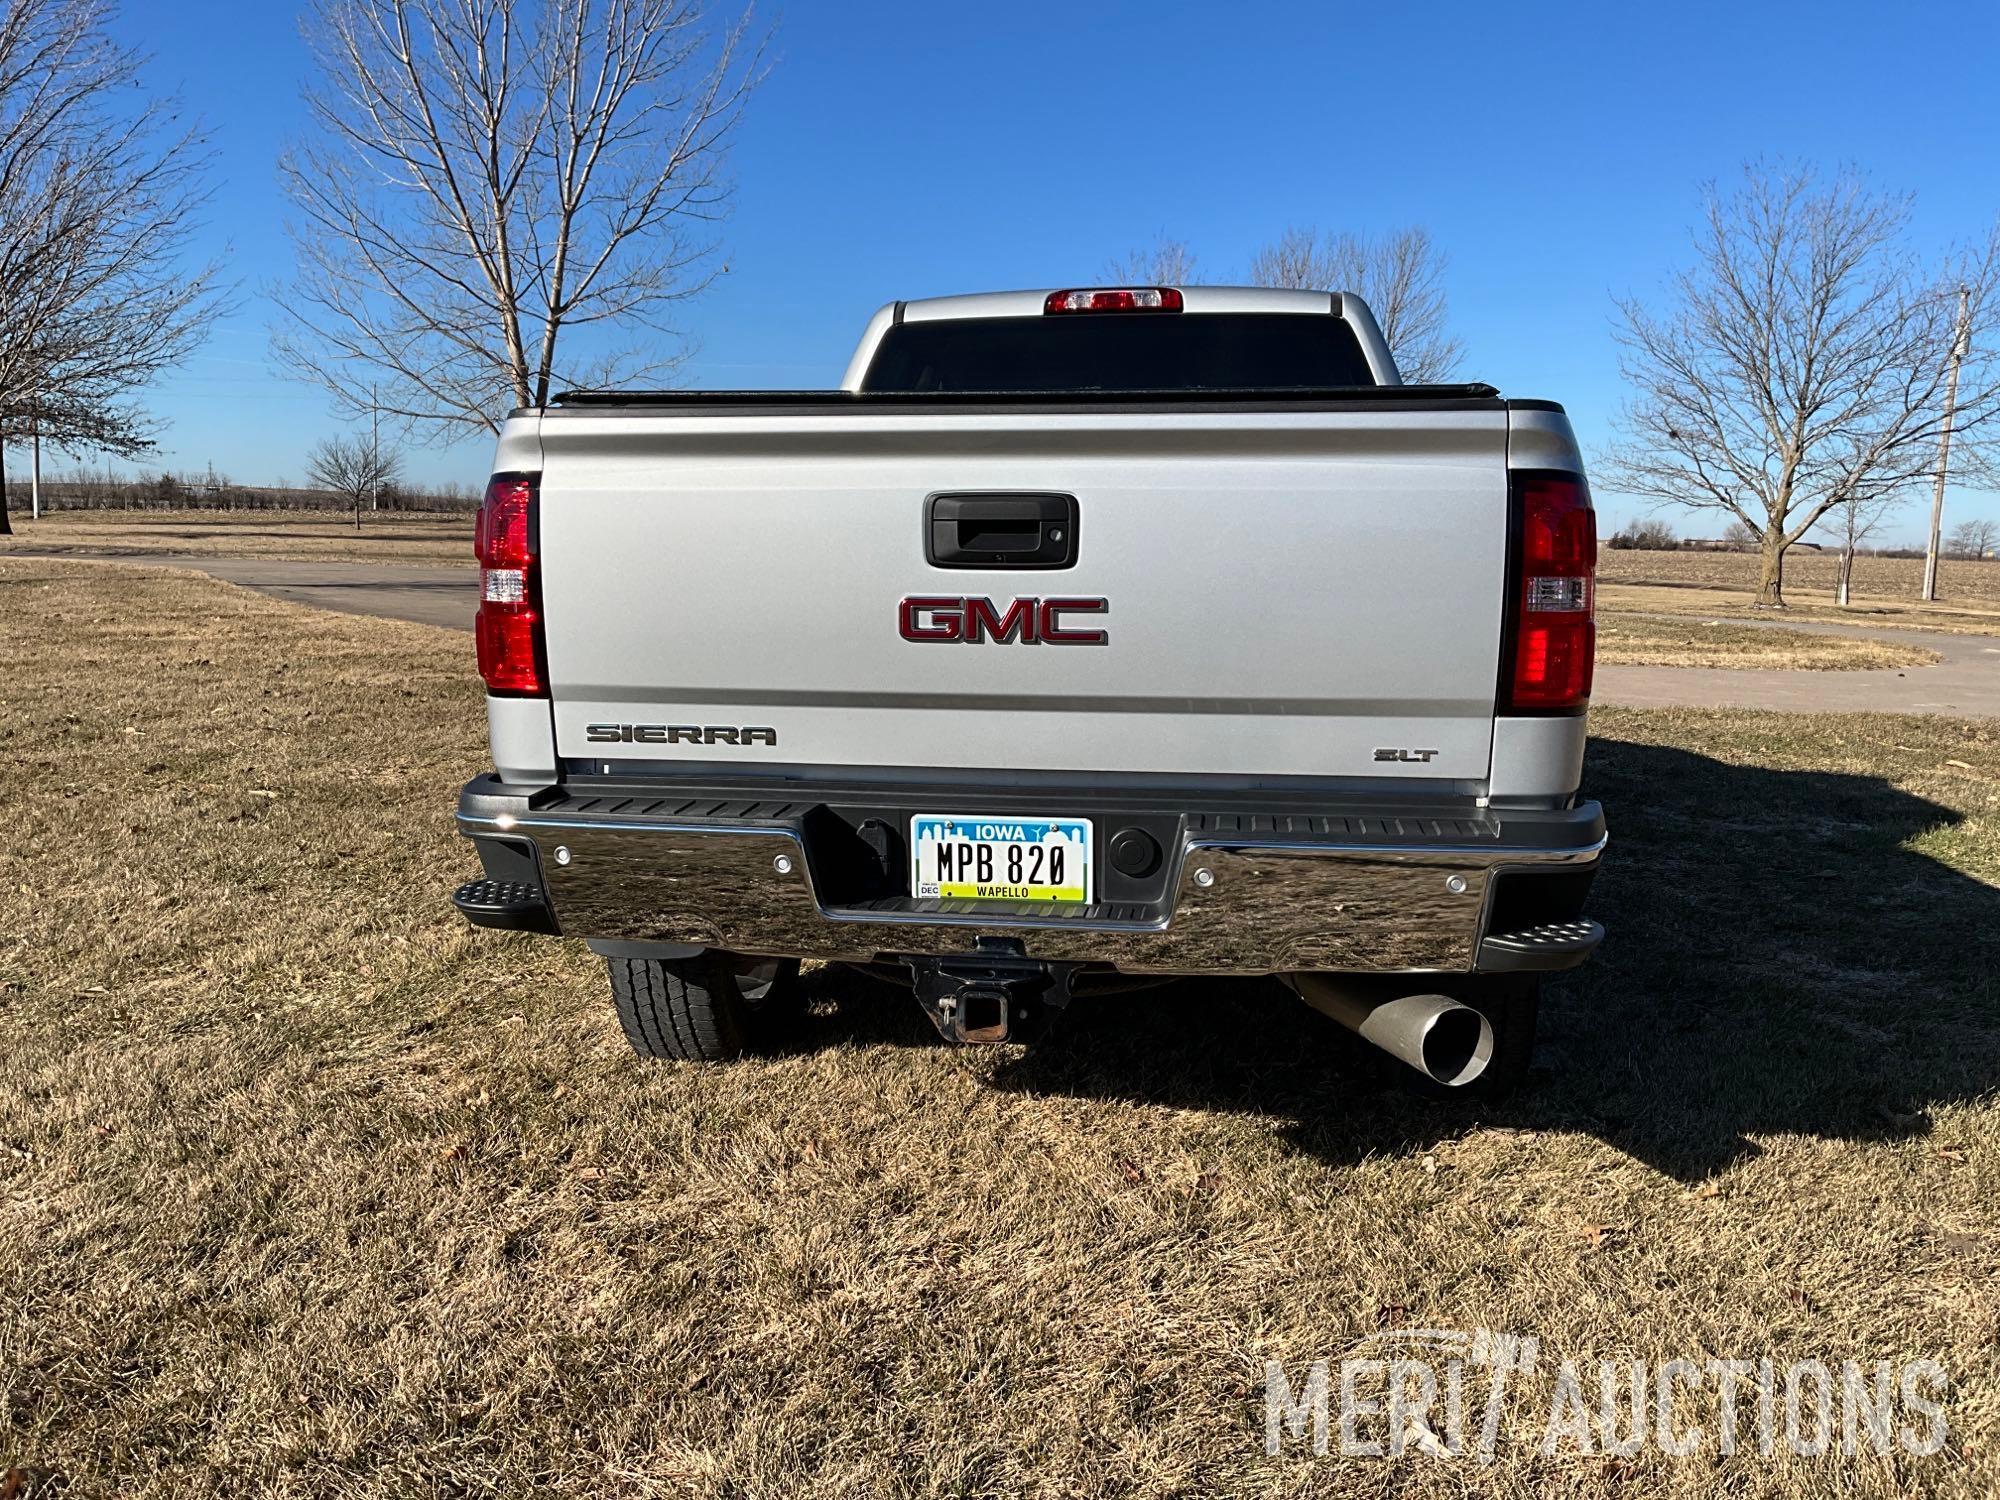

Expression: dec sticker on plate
xmin=910 ymin=815 xmax=1093 ymax=904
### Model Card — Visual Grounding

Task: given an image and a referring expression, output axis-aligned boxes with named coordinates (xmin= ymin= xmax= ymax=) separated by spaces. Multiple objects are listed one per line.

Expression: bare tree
xmin=1101 ymin=236 xmax=1198 ymax=285
xmin=1723 ymin=518 xmax=1761 ymax=550
xmin=1827 ymin=489 xmax=1905 ymax=606
xmin=0 ymin=0 xmax=224 ymax=533
xmin=275 ymin=0 xmax=767 ymax=439
xmin=1247 ymin=226 xmax=1463 ymax=381
xmin=1947 ymin=516 xmax=1998 ymax=561
xmin=306 ymin=432 xmax=402 ymax=531
xmin=1600 ymin=165 xmax=2000 ymax=607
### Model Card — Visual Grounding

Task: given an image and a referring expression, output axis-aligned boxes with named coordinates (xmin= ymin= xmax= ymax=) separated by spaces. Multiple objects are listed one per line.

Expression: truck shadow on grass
xmin=800 ymin=736 xmax=1999 ymax=1182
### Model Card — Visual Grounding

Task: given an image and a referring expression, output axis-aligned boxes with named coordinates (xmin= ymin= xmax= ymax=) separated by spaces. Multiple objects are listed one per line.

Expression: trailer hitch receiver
xmin=906 ymin=947 xmax=1072 ymax=1044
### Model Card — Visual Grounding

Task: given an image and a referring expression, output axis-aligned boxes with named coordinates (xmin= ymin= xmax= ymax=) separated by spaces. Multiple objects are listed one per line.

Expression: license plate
xmin=910 ymin=814 xmax=1093 ymax=904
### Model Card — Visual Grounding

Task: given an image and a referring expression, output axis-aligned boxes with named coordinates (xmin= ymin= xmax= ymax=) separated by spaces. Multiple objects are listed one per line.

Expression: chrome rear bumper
xmin=455 ymin=776 xmax=1605 ymax=976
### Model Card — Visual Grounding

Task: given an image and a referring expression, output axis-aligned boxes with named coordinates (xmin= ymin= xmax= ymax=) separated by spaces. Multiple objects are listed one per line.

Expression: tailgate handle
xmin=926 ymin=492 xmax=1078 ymax=569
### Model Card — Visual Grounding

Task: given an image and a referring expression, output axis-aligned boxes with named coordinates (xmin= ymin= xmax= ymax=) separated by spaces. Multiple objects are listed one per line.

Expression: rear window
xmin=860 ymin=313 xmax=1375 ymax=394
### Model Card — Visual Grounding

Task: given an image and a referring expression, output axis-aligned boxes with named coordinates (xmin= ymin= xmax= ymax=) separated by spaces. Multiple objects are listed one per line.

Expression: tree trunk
xmin=0 ymin=441 xmax=10 ymax=535
xmin=1836 ymin=545 xmax=1853 ymax=606
xmin=1754 ymin=526 xmax=1787 ymax=607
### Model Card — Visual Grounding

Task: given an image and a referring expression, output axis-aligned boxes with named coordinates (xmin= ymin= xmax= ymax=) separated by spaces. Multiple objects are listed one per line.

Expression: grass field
xmin=0 ymin=508 xmax=473 ymax=566
xmin=4 ymin=558 xmax=1997 ymax=1497
xmin=1597 ymin=616 xmax=1939 ymax=671
xmin=1599 ymin=548 xmax=2000 ymax=606
xmin=1600 ymin=550 xmax=2000 ymax=636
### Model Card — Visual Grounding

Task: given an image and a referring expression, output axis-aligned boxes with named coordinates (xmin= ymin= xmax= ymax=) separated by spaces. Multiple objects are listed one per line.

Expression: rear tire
xmin=607 ymin=951 xmax=802 ymax=1061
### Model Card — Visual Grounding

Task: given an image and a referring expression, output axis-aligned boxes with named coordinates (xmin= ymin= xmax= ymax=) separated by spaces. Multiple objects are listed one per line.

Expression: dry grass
xmin=3 ymin=558 xmax=1999 ymax=1498
xmin=1600 ymin=550 xmax=2000 ymax=636
xmin=0 ymin=508 xmax=473 ymax=566
xmin=1600 ymin=548 xmax=2000 ymax=605
xmin=1598 ymin=615 xmax=1940 ymax=671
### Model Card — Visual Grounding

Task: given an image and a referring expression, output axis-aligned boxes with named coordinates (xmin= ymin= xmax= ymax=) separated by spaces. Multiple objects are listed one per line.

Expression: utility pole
xmin=1922 ymin=287 xmax=1972 ymax=603
xmin=369 ymin=385 xmax=380 ymax=513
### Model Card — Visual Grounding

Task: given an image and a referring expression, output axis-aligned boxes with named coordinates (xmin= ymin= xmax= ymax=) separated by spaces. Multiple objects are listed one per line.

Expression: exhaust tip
xmin=1287 ymin=976 xmax=1497 ymax=1088
xmin=1416 ymin=1004 xmax=1494 ymax=1088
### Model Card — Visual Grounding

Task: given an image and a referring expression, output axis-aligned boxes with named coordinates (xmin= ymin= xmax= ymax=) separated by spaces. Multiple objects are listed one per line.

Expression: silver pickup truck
xmin=451 ymin=286 xmax=1605 ymax=1096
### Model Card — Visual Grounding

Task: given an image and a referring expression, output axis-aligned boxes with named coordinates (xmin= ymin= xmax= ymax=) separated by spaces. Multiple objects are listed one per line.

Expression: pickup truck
xmin=451 ymin=285 xmax=1605 ymax=1096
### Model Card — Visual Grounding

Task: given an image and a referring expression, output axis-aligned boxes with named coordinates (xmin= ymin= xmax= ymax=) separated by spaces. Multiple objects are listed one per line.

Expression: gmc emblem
xmin=899 ymin=595 xmax=1108 ymax=645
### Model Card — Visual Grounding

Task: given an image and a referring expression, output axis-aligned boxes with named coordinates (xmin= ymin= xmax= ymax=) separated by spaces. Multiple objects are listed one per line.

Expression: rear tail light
xmin=1043 ymin=287 xmax=1184 ymax=314
xmin=1502 ymin=470 xmax=1596 ymax=712
xmin=475 ymin=472 xmax=546 ymax=696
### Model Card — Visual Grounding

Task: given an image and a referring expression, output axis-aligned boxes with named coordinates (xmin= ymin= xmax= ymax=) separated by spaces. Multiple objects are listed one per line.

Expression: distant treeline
xmin=22 ymin=464 xmax=480 ymax=513
xmin=1609 ymin=519 xmax=1781 ymax=552
xmin=1607 ymin=517 xmax=1990 ymax=560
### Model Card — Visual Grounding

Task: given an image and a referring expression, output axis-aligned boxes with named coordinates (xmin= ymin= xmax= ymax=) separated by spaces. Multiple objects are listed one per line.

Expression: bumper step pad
xmin=451 ymin=878 xmax=559 ymax=934
xmin=1476 ymin=919 xmax=1603 ymax=972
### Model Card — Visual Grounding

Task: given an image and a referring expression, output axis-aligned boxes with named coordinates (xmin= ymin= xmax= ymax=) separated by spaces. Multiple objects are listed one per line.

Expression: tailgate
xmin=536 ymin=406 xmax=1510 ymax=782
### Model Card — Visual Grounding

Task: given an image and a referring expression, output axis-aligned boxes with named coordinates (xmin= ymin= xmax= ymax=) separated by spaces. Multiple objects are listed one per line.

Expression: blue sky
xmin=86 ymin=0 xmax=2000 ymax=542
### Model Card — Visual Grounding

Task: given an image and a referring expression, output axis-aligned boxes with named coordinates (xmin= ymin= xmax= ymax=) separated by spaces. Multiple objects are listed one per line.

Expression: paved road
xmin=21 ymin=550 xmax=477 ymax=632
xmin=20 ymin=551 xmax=2000 ymax=717
xmin=1596 ymin=619 xmax=2000 ymax=717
